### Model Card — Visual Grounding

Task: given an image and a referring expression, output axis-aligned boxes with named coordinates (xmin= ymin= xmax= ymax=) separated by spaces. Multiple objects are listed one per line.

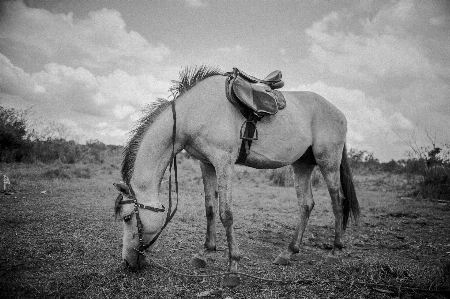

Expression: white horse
xmin=114 ymin=66 xmax=359 ymax=286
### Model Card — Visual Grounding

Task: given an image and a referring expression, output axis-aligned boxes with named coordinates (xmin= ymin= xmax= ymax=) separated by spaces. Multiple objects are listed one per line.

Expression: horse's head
xmin=113 ymin=182 xmax=166 ymax=271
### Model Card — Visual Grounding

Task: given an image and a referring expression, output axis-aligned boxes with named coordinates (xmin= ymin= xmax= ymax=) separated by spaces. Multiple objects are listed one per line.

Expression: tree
xmin=0 ymin=106 xmax=30 ymax=162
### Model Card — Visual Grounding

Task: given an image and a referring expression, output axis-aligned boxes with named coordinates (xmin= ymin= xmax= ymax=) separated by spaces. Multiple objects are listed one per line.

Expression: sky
xmin=0 ymin=0 xmax=449 ymax=161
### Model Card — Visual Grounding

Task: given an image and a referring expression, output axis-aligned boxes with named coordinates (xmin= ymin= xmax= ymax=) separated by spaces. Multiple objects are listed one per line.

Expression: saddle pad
xmin=273 ymin=90 xmax=286 ymax=110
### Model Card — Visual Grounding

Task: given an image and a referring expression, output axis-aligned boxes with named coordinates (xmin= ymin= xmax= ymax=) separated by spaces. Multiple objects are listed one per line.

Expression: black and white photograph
xmin=0 ymin=0 xmax=449 ymax=298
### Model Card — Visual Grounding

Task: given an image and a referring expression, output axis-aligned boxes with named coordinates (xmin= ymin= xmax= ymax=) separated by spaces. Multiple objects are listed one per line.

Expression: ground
xmin=0 ymin=157 xmax=449 ymax=298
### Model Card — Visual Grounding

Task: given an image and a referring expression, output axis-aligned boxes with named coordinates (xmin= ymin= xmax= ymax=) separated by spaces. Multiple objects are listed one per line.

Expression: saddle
xmin=226 ymin=68 xmax=286 ymax=118
xmin=225 ymin=68 xmax=287 ymax=164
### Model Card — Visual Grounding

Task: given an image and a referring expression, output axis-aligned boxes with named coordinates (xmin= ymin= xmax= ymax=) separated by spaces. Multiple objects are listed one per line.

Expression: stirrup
xmin=240 ymin=120 xmax=258 ymax=141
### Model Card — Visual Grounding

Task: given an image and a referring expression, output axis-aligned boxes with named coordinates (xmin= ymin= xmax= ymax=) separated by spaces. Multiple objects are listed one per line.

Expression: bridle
xmin=117 ymin=100 xmax=179 ymax=268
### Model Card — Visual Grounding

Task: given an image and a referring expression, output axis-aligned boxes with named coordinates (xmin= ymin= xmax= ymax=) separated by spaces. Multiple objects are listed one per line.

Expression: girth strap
xmin=236 ymin=114 xmax=259 ymax=165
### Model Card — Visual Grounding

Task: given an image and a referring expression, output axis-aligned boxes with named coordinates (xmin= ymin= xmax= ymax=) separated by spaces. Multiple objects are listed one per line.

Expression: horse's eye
xmin=123 ymin=215 xmax=132 ymax=223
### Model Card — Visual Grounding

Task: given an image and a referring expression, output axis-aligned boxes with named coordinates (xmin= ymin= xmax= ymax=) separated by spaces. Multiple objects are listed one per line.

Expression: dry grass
xmin=1 ymin=158 xmax=449 ymax=298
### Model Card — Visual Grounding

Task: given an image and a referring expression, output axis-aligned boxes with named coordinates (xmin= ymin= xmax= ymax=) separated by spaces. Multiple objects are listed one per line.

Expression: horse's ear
xmin=113 ymin=182 xmax=131 ymax=196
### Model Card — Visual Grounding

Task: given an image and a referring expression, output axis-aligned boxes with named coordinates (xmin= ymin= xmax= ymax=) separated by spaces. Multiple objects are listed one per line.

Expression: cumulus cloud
xmin=300 ymin=0 xmax=450 ymax=160
xmin=184 ymin=0 xmax=208 ymax=7
xmin=0 ymin=1 xmax=170 ymax=72
xmin=305 ymin=9 xmax=435 ymax=82
xmin=216 ymin=45 xmax=246 ymax=55
xmin=0 ymin=53 xmax=171 ymax=145
xmin=95 ymin=69 xmax=169 ymax=107
xmin=0 ymin=54 xmax=38 ymax=98
xmin=0 ymin=1 xmax=176 ymax=145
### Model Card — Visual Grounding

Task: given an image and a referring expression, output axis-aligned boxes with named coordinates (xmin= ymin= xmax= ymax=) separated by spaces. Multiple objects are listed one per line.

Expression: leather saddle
xmin=225 ymin=68 xmax=287 ymax=164
xmin=226 ymin=68 xmax=286 ymax=118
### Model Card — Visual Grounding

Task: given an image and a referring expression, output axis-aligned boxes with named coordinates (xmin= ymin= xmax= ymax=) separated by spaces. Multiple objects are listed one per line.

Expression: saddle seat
xmin=237 ymin=69 xmax=284 ymax=89
xmin=227 ymin=68 xmax=286 ymax=118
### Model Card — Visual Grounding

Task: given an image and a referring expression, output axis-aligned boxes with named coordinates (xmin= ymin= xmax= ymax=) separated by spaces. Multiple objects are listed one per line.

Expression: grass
xmin=1 ymin=158 xmax=449 ymax=298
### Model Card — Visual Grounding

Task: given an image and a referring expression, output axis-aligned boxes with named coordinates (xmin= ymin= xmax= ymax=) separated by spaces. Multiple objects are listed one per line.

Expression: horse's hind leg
xmin=274 ymin=160 xmax=316 ymax=265
xmin=316 ymin=145 xmax=345 ymax=263
xmin=192 ymin=162 xmax=218 ymax=268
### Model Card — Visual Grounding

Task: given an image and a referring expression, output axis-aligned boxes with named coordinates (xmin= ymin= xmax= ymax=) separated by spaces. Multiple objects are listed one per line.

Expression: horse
xmin=113 ymin=66 xmax=360 ymax=286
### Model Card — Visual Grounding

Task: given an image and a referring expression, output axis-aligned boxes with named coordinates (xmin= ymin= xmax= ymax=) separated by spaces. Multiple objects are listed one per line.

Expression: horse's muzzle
xmin=122 ymin=259 xmax=138 ymax=272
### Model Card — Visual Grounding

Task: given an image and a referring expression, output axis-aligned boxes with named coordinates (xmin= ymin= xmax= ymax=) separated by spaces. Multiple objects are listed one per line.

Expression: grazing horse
xmin=114 ymin=66 xmax=359 ymax=286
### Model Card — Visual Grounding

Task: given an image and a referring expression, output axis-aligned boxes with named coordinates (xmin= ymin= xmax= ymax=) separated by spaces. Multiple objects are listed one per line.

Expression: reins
xmin=141 ymin=100 xmax=179 ymax=251
xmin=118 ymin=100 xmax=179 ymax=267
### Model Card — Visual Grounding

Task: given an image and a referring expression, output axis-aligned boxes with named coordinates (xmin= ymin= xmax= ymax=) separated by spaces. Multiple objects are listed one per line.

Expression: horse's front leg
xmin=216 ymin=159 xmax=241 ymax=286
xmin=192 ymin=162 xmax=218 ymax=268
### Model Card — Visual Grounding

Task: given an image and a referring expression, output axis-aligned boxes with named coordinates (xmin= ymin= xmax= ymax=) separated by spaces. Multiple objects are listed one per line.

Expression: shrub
xmin=72 ymin=166 xmax=91 ymax=179
xmin=41 ymin=165 xmax=91 ymax=180
xmin=0 ymin=106 xmax=31 ymax=162
xmin=0 ymin=105 xmax=119 ymax=165
xmin=42 ymin=168 xmax=71 ymax=180
xmin=267 ymin=167 xmax=293 ymax=187
xmin=267 ymin=166 xmax=323 ymax=188
xmin=380 ymin=160 xmax=401 ymax=173
xmin=405 ymin=143 xmax=450 ymax=200
xmin=347 ymin=148 xmax=380 ymax=171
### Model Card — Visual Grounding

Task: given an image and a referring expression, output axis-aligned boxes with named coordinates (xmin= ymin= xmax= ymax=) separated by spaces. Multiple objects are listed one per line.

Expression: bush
xmin=347 ymin=148 xmax=380 ymax=171
xmin=0 ymin=105 xmax=119 ymax=165
xmin=267 ymin=166 xmax=323 ymax=188
xmin=267 ymin=167 xmax=293 ymax=187
xmin=42 ymin=165 xmax=91 ymax=180
xmin=42 ymin=168 xmax=71 ymax=180
xmin=0 ymin=106 xmax=31 ymax=162
xmin=406 ymin=144 xmax=450 ymax=200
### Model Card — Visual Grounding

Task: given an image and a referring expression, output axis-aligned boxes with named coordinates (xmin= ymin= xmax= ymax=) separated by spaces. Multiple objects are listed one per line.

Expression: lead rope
xmin=136 ymin=250 xmax=449 ymax=295
xmin=136 ymin=249 xmax=287 ymax=283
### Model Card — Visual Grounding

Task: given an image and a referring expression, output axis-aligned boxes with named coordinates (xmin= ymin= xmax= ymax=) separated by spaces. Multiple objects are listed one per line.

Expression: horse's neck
xmin=131 ymin=105 xmax=179 ymax=201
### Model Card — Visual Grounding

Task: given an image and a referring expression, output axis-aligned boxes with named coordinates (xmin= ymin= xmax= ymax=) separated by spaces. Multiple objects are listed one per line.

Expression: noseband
xmin=117 ymin=100 xmax=179 ymax=267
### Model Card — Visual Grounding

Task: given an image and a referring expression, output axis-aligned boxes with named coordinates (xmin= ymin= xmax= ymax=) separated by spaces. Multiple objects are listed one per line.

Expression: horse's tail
xmin=340 ymin=144 xmax=360 ymax=230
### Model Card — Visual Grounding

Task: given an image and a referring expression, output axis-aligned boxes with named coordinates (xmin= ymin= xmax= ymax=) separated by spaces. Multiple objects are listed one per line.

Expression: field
xmin=1 ymin=155 xmax=449 ymax=299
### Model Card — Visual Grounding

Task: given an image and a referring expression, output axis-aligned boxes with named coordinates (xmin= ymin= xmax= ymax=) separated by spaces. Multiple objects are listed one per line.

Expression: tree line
xmin=0 ymin=105 xmax=120 ymax=164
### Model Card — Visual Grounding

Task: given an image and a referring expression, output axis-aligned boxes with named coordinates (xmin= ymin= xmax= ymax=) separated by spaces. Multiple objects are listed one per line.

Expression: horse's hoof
xmin=273 ymin=255 xmax=290 ymax=265
xmin=192 ymin=255 xmax=207 ymax=268
xmin=222 ymin=274 xmax=240 ymax=287
xmin=324 ymin=255 xmax=341 ymax=264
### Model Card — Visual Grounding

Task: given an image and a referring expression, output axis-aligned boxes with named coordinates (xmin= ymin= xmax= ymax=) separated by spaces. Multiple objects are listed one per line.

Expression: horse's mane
xmin=169 ymin=65 xmax=223 ymax=98
xmin=121 ymin=65 xmax=223 ymax=185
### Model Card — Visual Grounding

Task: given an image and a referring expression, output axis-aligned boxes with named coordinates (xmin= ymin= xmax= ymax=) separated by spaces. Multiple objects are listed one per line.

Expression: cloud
xmin=430 ymin=15 xmax=448 ymax=26
xmin=0 ymin=1 xmax=176 ymax=145
xmin=0 ymin=1 xmax=170 ymax=72
xmin=216 ymin=45 xmax=246 ymax=55
xmin=184 ymin=0 xmax=208 ymax=7
xmin=0 ymin=54 xmax=38 ymax=98
xmin=306 ymin=1 xmax=435 ymax=82
xmin=299 ymin=0 xmax=450 ymax=160
xmin=0 ymin=53 xmax=171 ymax=145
